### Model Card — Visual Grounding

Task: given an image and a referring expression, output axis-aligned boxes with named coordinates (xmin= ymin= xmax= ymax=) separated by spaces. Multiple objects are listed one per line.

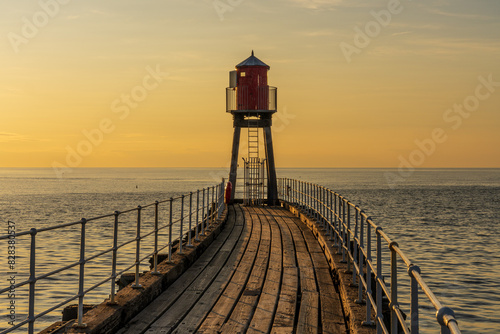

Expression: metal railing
xmin=278 ymin=178 xmax=461 ymax=334
xmin=226 ymin=86 xmax=277 ymax=112
xmin=0 ymin=180 xmax=225 ymax=334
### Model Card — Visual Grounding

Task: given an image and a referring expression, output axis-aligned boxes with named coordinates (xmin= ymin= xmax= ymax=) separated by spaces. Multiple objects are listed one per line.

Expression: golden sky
xmin=1 ymin=0 xmax=499 ymax=168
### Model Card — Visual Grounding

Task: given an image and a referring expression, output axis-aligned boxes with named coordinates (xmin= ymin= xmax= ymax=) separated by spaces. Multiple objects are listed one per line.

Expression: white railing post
xmin=364 ymin=218 xmax=374 ymax=326
xmin=356 ymin=213 xmax=365 ymax=304
xmin=76 ymin=218 xmax=87 ymax=327
xmin=110 ymin=211 xmax=120 ymax=302
xmin=132 ymin=207 xmax=142 ymax=289
xmin=409 ymin=264 xmax=421 ymax=333
xmin=179 ymin=195 xmax=184 ymax=255
xmin=28 ymin=228 xmax=37 ymax=334
xmin=341 ymin=199 xmax=346 ymax=262
xmin=201 ymin=189 xmax=206 ymax=236
xmin=195 ymin=190 xmax=200 ymax=241
xmin=152 ymin=203 xmax=160 ymax=275
xmin=347 ymin=203 xmax=352 ymax=273
xmin=188 ymin=192 xmax=193 ymax=247
xmin=168 ymin=199 xmax=173 ymax=262
xmin=390 ymin=241 xmax=399 ymax=334
xmin=353 ymin=208 xmax=359 ymax=284
xmin=376 ymin=227 xmax=384 ymax=334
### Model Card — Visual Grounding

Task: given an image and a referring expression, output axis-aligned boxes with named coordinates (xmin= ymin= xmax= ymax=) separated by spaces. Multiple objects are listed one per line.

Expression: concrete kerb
xmin=39 ymin=207 xmax=229 ymax=334
xmin=281 ymin=201 xmax=376 ymax=334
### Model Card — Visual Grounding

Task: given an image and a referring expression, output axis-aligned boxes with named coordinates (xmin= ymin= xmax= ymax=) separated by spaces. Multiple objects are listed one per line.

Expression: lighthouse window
xmin=240 ymin=72 xmax=246 ymax=77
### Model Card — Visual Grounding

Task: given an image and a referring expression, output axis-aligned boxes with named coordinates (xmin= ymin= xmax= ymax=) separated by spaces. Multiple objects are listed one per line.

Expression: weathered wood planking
xmin=293 ymin=215 xmax=348 ymax=334
xmin=246 ymin=208 xmax=283 ymax=334
xmin=117 ymin=205 xmax=349 ymax=334
xmin=117 ymin=205 xmax=240 ymax=334
xmin=172 ymin=205 xmax=250 ymax=334
xmin=271 ymin=210 xmax=299 ymax=333
xmin=219 ymin=207 xmax=271 ymax=333
xmin=197 ymin=206 xmax=262 ymax=332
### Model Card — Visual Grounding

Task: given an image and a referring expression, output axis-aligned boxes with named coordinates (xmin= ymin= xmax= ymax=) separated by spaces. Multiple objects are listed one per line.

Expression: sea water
xmin=1 ymin=168 xmax=499 ymax=333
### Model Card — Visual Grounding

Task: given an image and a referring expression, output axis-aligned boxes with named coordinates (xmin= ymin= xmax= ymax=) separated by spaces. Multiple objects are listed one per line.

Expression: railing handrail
xmin=0 ymin=180 xmax=226 ymax=334
xmin=278 ymin=178 xmax=461 ymax=334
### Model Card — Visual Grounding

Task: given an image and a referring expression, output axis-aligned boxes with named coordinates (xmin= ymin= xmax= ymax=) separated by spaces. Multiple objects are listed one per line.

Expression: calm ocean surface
xmin=1 ymin=168 xmax=499 ymax=333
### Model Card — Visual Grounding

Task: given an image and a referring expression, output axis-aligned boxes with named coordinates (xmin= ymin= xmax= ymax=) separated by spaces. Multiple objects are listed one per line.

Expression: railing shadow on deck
xmin=278 ymin=178 xmax=461 ymax=334
xmin=0 ymin=180 xmax=225 ymax=334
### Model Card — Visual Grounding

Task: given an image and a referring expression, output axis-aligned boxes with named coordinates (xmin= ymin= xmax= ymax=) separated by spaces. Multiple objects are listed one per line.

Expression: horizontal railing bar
xmin=85 ymin=247 xmax=114 ymax=263
xmin=393 ymin=245 xmax=413 ymax=267
xmin=117 ymin=207 xmax=140 ymax=214
xmin=83 ymin=276 xmax=113 ymax=296
xmin=115 ymin=262 xmax=140 ymax=279
xmin=3 ymin=316 xmax=30 ymax=332
xmin=138 ymin=251 xmax=155 ymax=266
xmin=34 ymin=294 xmax=79 ymax=320
xmin=377 ymin=317 xmax=390 ymax=334
xmin=395 ymin=307 xmax=411 ymax=334
xmin=0 ymin=279 xmax=31 ymax=294
xmin=377 ymin=229 xmax=393 ymax=244
xmin=366 ymin=291 xmax=377 ymax=312
xmin=36 ymin=260 xmax=81 ymax=281
xmin=140 ymin=228 xmax=157 ymax=240
xmin=30 ymin=220 xmax=82 ymax=234
xmin=84 ymin=212 xmax=116 ymax=222
xmin=0 ymin=231 xmax=30 ymax=240
xmin=413 ymin=271 xmax=442 ymax=310
xmin=157 ymin=243 xmax=170 ymax=254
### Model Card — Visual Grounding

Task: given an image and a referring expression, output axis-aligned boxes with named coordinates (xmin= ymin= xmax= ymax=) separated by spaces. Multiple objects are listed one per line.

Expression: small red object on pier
xmin=225 ymin=181 xmax=232 ymax=204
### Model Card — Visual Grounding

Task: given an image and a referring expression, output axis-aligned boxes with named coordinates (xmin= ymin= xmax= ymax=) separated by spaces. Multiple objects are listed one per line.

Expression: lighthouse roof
xmin=236 ymin=51 xmax=270 ymax=69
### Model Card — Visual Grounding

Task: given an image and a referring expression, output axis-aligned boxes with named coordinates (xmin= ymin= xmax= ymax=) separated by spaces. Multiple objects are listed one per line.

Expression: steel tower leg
xmin=229 ymin=126 xmax=241 ymax=203
xmin=263 ymin=126 xmax=278 ymax=205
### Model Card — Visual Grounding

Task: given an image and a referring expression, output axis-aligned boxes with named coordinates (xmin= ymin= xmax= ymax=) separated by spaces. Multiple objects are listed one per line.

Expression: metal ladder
xmin=245 ymin=117 xmax=262 ymax=205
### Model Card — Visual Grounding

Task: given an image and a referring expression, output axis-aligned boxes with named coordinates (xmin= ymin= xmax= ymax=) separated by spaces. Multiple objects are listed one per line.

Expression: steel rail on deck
xmin=278 ymin=178 xmax=461 ymax=334
xmin=0 ymin=180 xmax=226 ymax=334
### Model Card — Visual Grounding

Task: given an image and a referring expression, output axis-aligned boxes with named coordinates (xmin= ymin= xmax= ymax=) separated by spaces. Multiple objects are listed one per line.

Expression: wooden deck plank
xmin=275 ymin=208 xmax=319 ymax=332
xmin=297 ymin=290 xmax=319 ymax=334
xmin=172 ymin=205 xmax=252 ymax=334
xmin=220 ymin=207 xmax=271 ymax=333
xmin=197 ymin=206 xmax=262 ymax=332
xmin=316 ymin=268 xmax=348 ymax=334
xmin=292 ymin=216 xmax=348 ymax=334
xmin=146 ymin=250 xmax=234 ymax=332
xmin=269 ymin=208 xmax=298 ymax=333
xmin=281 ymin=207 xmax=347 ymax=333
xmin=117 ymin=205 xmax=239 ymax=334
xmin=271 ymin=266 xmax=298 ymax=333
xmin=246 ymin=207 xmax=283 ymax=334
xmin=282 ymin=212 xmax=317 ymax=292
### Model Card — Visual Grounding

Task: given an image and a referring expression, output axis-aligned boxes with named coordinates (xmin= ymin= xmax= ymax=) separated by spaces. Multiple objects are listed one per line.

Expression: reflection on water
xmin=1 ymin=168 xmax=499 ymax=334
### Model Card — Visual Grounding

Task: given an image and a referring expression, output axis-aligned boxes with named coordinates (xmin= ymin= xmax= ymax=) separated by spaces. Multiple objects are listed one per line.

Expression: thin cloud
xmin=0 ymin=132 xmax=26 ymax=142
xmin=392 ymin=31 xmax=412 ymax=37
xmin=0 ymin=132 xmax=45 ymax=143
xmin=427 ymin=8 xmax=493 ymax=20
xmin=288 ymin=0 xmax=344 ymax=10
xmin=288 ymin=0 xmax=376 ymax=9
xmin=300 ymin=30 xmax=336 ymax=37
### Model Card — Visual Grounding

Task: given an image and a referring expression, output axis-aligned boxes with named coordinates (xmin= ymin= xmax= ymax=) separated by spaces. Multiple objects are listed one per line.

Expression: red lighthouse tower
xmin=235 ymin=50 xmax=269 ymax=111
xmin=226 ymin=51 xmax=278 ymax=205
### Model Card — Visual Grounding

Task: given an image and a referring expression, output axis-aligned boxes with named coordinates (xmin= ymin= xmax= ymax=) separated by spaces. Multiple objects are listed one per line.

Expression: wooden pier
xmin=29 ymin=180 xmax=462 ymax=334
xmin=117 ymin=204 xmax=347 ymax=333
xmin=43 ymin=201 xmax=377 ymax=334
